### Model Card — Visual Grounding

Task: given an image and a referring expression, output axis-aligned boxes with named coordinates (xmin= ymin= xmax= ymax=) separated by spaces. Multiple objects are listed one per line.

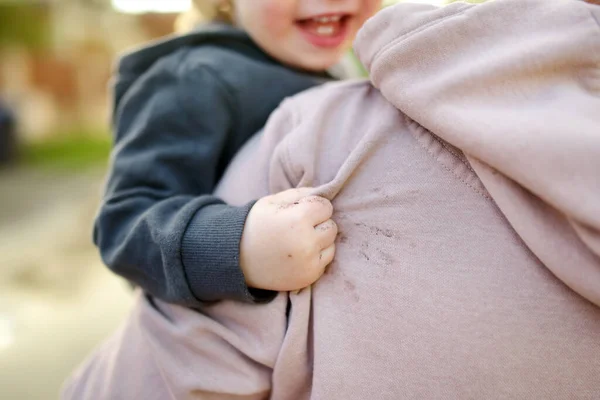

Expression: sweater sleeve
xmin=355 ymin=0 xmax=600 ymax=305
xmin=94 ymin=59 xmax=272 ymax=306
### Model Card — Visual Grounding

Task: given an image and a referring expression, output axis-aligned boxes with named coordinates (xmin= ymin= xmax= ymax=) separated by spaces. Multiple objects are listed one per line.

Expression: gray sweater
xmin=94 ymin=23 xmax=331 ymax=307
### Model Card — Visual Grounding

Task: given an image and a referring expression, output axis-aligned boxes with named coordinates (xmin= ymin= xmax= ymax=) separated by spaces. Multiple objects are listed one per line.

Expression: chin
xmin=293 ymin=54 xmax=344 ymax=72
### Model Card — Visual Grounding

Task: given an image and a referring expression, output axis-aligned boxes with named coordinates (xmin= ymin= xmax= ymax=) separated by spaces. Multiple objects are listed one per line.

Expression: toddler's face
xmin=234 ymin=0 xmax=382 ymax=71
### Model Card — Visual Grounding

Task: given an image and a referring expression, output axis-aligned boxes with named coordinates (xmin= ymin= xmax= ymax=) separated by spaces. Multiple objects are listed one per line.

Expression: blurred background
xmin=0 ymin=0 xmax=479 ymax=398
xmin=0 ymin=2 xmax=183 ymax=399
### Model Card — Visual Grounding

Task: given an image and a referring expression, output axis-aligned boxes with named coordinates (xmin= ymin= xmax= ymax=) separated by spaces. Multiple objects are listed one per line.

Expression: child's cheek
xmin=259 ymin=2 xmax=296 ymax=35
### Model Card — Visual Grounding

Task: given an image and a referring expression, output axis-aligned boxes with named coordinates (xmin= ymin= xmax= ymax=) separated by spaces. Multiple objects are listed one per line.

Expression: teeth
xmin=313 ymin=15 xmax=342 ymax=23
xmin=316 ymin=25 xmax=335 ymax=36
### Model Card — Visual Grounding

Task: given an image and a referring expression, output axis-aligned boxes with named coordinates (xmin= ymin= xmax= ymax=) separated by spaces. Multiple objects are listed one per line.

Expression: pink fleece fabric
xmin=63 ymin=1 xmax=600 ymax=398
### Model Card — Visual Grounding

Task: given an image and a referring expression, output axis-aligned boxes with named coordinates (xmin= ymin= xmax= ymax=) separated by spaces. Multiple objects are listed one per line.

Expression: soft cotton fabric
xmin=63 ymin=0 xmax=600 ymax=398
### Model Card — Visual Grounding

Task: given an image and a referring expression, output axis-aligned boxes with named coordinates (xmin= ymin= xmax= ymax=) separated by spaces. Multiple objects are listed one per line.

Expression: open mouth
xmin=295 ymin=14 xmax=351 ymax=48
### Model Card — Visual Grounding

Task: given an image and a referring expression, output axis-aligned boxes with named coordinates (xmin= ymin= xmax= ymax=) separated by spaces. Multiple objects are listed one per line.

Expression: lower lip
xmin=295 ymin=21 xmax=349 ymax=49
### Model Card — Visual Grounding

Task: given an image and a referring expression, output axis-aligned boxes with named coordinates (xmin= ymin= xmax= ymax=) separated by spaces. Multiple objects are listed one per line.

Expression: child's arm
xmin=96 ymin=59 xmax=334 ymax=307
xmin=96 ymin=63 xmax=255 ymax=306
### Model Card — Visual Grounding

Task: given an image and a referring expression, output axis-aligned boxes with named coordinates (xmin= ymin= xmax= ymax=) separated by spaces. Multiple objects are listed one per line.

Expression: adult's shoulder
xmin=290 ymin=79 xmax=374 ymax=101
xmin=279 ymin=79 xmax=383 ymax=122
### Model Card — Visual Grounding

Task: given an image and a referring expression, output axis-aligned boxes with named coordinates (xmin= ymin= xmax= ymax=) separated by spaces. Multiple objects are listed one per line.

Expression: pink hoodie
xmin=63 ymin=1 xmax=600 ymax=399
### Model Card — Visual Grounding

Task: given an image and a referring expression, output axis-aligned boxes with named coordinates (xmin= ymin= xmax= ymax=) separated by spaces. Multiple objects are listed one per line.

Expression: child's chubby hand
xmin=240 ymin=188 xmax=337 ymax=292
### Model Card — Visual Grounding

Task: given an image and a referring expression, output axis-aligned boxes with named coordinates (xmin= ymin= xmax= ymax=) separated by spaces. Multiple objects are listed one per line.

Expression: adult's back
xmin=254 ymin=81 xmax=600 ymax=399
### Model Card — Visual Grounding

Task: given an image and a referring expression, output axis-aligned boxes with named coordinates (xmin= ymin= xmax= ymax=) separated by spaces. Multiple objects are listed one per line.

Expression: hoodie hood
xmin=355 ymin=0 xmax=600 ymax=306
xmin=111 ymin=23 xmax=273 ymax=115
xmin=111 ymin=22 xmax=335 ymax=121
xmin=116 ymin=23 xmax=255 ymax=76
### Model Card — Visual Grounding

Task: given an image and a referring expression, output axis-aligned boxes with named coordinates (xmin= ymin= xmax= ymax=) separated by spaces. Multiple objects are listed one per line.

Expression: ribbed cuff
xmin=181 ymin=201 xmax=277 ymax=303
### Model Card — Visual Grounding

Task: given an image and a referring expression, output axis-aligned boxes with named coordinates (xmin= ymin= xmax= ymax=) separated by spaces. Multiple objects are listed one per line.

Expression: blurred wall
xmin=0 ymin=1 xmax=177 ymax=141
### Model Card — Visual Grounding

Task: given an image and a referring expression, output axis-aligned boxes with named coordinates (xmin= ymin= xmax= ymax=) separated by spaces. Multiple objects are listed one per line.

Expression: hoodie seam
xmin=177 ymin=61 xmax=240 ymax=132
xmin=370 ymin=3 xmax=472 ymax=71
xmin=174 ymin=57 xmax=241 ymax=189
xmin=587 ymin=6 xmax=600 ymax=72
xmin=588 ymin=5 xmax=600 ymax=28
xmin=437 ymin=139 xmax=477 ymax=176
xmin=582 ymin=3 xmax=600 ymax=93
xmin=405 ymin=116 xmax=491 ymax=201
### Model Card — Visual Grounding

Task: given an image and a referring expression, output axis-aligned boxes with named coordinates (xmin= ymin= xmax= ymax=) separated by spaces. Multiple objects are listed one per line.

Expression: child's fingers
xmin=319 ymin=244 xmax=336 ymax=271
xmin=298 ymin=196 xmax=333 ymax=224
xmin=315 ymin=219 xmax=338 ymax=249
